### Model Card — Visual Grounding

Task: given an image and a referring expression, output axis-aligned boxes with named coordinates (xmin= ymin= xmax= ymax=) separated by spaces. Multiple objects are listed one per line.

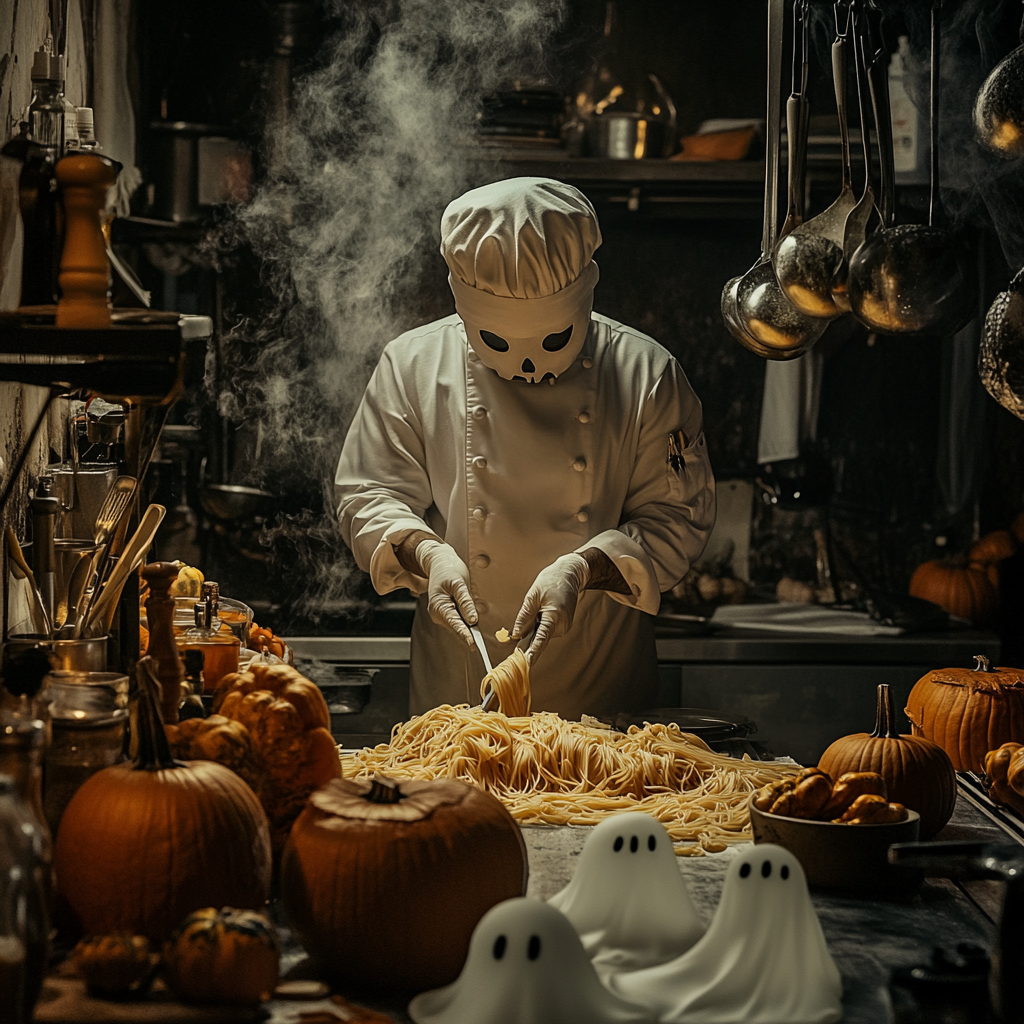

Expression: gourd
xmin=73 ymin=934 xmax=152 ymax=997
xmin=833 ymin=794 xmax=908 ymax=824
xmin=248 ymin=624 xmax=289 ymax=661
xmin=984 ymin=742 xmax=1024 ymax=816
xmin=170 ymin=563 xmax=205 ymax=598
xmin=818 ymin=684 xmax=956 ymax=839
xmin=163 ymin=907 xmax=279 ymax=1006
xmin=909 ymin=559 xmax=997 ymax=626
xmin=212 ymin=663 xmax=341 ymax=854
xmin=905 ymin=656 xmax=1024 ymax=772
xmin=165 ymin=715 xmax=264 ymax=796
xmin=968 ymin=530 xmax=1017 ymax=593
xmin=281 ymin=775 xmax=528 ymax=993
xmin=53 ymin=658 xmax=272 ymax=942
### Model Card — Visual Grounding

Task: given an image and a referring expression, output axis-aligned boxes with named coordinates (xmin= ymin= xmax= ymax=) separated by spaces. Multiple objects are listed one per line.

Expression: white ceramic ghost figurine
xmin=408 ymin=898 xmax=656 ymax=1024
xmin=609 ymin=844 xmax=843 ymax=1024
xmin=548 ymin=812 xmax=705 ymax=974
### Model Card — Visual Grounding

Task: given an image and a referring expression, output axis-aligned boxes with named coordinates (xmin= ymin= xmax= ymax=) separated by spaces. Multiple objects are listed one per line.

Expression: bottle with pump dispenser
xmin=177 ymin=583 xmax=241 ymax=693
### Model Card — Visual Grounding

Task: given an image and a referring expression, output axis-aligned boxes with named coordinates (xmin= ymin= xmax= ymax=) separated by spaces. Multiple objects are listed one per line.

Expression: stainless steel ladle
xmin=775 ymin=2 xmax=858 ymax=321
xmin=848 ymin=3 xmax=973 ymax=336
xmin=974 ymin=2 xmax=1024 ymax=158
xmin=979 ymin=266 xmax=1024 ymax=420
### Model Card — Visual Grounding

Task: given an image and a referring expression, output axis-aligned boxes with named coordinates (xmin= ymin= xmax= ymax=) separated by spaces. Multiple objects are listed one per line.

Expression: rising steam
xmin=216 ymin=0 xmax=567 ymax=619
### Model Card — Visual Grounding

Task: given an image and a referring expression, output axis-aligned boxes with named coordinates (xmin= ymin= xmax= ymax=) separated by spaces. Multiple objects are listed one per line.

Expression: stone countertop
xmin=265 ymin=793 xmax=1009 ymax=1024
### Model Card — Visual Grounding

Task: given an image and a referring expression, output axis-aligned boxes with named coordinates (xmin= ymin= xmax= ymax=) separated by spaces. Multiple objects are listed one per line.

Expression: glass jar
xmin=175 ymin=583 xmax=240 ymax=693
xmin=43 ymin=671 xmax=128 ymax=835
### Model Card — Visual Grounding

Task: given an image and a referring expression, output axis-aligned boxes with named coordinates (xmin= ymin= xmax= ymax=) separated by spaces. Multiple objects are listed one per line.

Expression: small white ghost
xmin=408 ymin=897 xmax=656 ymax=1024
xmin=609 ymin=844 xmax=843 ymax=1024
xmin=548 ymin=812 xmax=705 ymax=974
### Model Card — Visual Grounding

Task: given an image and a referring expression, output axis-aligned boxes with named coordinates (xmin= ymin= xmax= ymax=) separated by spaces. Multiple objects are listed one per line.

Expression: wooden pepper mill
xmin=141 ymin=562 xmax=184 ymax=724
xmin=54 ymin=153 xmax=116 ymax=328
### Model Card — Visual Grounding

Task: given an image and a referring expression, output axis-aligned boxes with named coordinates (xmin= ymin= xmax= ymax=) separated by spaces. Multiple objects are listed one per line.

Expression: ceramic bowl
xmin=747 ymin=795 xmax=923 ymax=893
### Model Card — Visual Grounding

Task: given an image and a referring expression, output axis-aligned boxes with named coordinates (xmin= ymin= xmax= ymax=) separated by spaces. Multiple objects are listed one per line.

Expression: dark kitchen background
xmin=58 ymin=0 xmax=1024 ymax=658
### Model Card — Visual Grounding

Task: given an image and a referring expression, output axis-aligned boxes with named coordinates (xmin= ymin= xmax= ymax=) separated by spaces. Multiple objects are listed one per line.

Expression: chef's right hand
xmin=415 ymin=540 xmax=478 ymax=648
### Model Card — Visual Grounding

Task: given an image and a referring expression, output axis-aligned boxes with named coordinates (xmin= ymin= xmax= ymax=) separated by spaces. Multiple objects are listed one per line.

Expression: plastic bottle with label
xmin=889 ymin=36 xmax=927 ymax=184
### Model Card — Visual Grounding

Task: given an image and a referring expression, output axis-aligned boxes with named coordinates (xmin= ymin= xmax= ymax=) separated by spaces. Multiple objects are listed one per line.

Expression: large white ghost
xmin=609 ymin=844 xmax=843 ymax=1024
xmin=408 ymin=898 xmax=656 ymax=1024
xmin=548 ymin=812 xmax=705 ymax=974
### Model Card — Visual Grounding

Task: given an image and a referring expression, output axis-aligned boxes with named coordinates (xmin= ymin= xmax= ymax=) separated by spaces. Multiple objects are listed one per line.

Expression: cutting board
xmin=33 ymin=977 xmax=259 ymax=1023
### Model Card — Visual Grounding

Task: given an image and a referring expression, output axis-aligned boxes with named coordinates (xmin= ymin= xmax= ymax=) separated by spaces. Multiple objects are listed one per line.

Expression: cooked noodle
xmin=351 ymin=649 xmax=798 ymax=854
xmin=480 ymin=647 xmax=531 ymax=716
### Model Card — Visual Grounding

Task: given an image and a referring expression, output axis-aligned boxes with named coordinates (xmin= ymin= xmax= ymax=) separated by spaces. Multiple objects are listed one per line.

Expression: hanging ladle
xmin=723 ymin=0 xmax=825 ymax=359
xmin=847 ymin=2 xmax=973 ymax=336
xmin=775 ymin=1 xmax=858 ymax=321
xmin=978 ymin=266 xmax=1024 ymax=421
xmin=974 ymin=1 xmax=1024 ymax=158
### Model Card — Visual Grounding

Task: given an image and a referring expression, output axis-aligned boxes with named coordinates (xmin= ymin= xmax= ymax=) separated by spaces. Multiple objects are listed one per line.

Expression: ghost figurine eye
xmin=613 ymin=836 xmax=623 ymax=852
xmin=781 ymin=864 xmax=790 ymax=880
xmin=480 ymin=330 xmax=509 ymax=352
xmin=493 ymin=935 xmax=507 ymax=960
xmin=629 ymin=836 xmax=638 ymax=853
xmin=739 ymin=862 xmax=752 ymax=878
xmin=527 ymin=935 xmax=541 ymax=960
xmin=542 ymin=325 xmax=573 ymax=351
xmin=761 ymin=860 xmax=772 ymax=878
xmin=648 ymin=835 xmax=656 ymax=852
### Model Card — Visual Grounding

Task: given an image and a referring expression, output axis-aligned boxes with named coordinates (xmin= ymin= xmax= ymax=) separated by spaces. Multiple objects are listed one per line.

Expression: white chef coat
xmin=335 ymin=311 xmax=715 ymax=719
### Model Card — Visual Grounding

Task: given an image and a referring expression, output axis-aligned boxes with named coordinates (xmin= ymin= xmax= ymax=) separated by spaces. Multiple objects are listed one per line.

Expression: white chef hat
xmin=440 ymin=178 xmax=601 ymax=383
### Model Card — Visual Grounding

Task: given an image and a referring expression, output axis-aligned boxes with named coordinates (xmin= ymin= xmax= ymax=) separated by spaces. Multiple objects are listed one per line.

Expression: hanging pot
xmin=974 ymin=7 xmax=1024 ymax=157
xmin=978 ymin=266 xmax=1024 ymax=420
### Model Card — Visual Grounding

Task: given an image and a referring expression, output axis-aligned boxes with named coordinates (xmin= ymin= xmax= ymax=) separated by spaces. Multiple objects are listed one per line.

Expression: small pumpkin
xmin=968 ymin=529 xmax=1017 ymax=567
xmin=53 ymin=658 xmax=272 ymax=942
xmin=247 ymin=624 xmax=289 ymax=662
xmin=73 ymin=934 xmax=152 ymax=997
xmin=165 ymin=715 xmax=264 ymax=796
xmin=905 ymin=655 xmax=1024 ymax=772
xmin=985 ymin=742 xmax=1024 ymax=816
xmin=212 ymin=663 xmax=341 ymax=854
xmin=163 ymin=907 xmax=279 ymax=1006
xmin=818 ymin=684 xmax=956 ymax=839
xmin=909 ymin=558 xmax=998 ymax=625
xmin=170 ymin=563 xmax=205 ymax=598
xmin=281 ymin=775 xmax=528 ymax=993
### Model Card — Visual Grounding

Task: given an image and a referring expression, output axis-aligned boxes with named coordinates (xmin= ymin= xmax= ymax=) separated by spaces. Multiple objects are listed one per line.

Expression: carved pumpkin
xmin=53 ymin=658 xmax=272 ymax=942
xmin=909 ymin=559 xmax=998 ymax=625
xmin=905 ymin=655 xmax=1024 ymax=772
xmin=165 ymin=714 xmax=264 ymax=796
xmin=212 ymin=663 xmax=341 ymax=854
xmin=73 ymin=934 xmax=152 ymax=997
xmin=281 ymin=775 xmax=528 ymax=993
xmin=163 ymin=907 xmax=279 ymax=1006
xmin=818 ymin=684 xmax=956 ymax=839
xmin=985 ymin=742 xmax=1024 ymax=816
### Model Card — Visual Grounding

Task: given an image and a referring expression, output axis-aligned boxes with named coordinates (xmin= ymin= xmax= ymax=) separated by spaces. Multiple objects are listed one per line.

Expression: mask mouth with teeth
xmin=450 ymin=261 xmax=599 ymax=384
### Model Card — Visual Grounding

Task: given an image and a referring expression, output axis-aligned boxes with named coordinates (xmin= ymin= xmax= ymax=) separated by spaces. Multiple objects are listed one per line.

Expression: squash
xmin=170 ymin=563 xmax=204 ymax=598
xmin=53 ymin=657 xmax=272 ymax=942
xmin=281 ymin=775 xmax=528 ymax=993
xmin=968 ymin=529 xmax=1017 ymax=567
xmin=247 ymin=624 xmax=289 ymax=661
xmin=73 ymin=934 xmax=152 ymax=997
xmin=833 ymin=794 xmax=908 ymax=824
xmin=909 ymin=558 xmax=998 ymax=625
xmin=165 ymin=715 xmax=264 ymax=796
xmin=163 ymin=907 xmax=279 ymax=1006
xmin=820 ymin=772 xmax=888 ymax=818
xmin=905 ymin=656 xmax=1024 ymax=772
xmin=818 ymin=684 xmax=956 ymax=839
xmin=211 ymin=663 xmax=340 ymax=854
xmin=985 ymin=742 xmax=1024 ymax=816
xmin=766 ymin=768 xmax=832 ymax=819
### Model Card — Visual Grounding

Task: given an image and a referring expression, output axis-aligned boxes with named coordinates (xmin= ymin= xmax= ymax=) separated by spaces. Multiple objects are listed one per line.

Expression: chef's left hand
xmin=512 ymin=553 xmax=591 ymax=666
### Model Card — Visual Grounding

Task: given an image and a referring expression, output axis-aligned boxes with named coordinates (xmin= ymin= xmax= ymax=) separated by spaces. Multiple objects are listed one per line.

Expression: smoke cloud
xmin=212 ymin=0 xmax=567 ymax=620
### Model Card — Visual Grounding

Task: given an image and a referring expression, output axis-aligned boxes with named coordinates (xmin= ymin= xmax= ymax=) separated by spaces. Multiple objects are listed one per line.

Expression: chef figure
xmin=335 ymin=177 xmax=715 ymax=718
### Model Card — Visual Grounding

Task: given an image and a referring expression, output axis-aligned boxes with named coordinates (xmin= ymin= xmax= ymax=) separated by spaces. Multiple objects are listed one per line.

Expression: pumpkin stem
xmin=973 ymin=655 xmax=993 ymax=673
xmin=134 ymin=657 xmax=185 ymax=772
xmin=870 ymin=684 xmax=899 ymax=739
xmin=364 ymin=776 xmax=404 ymax=804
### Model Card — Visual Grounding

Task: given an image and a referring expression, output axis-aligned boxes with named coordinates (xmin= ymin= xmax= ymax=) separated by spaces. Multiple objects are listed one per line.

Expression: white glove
xmin=512 ymin=553 xmax=591 ymax=665
xmin=417 ymin=540 xmax=477 ymax=648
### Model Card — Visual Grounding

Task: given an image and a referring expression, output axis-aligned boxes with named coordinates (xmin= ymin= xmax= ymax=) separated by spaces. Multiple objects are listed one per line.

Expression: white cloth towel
xmin=756 ymin=350 xmax=824 ymax=465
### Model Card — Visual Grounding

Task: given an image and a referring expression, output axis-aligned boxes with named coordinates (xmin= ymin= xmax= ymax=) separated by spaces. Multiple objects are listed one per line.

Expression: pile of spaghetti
xmin=351 ymin=648 xmax=798 ymax=854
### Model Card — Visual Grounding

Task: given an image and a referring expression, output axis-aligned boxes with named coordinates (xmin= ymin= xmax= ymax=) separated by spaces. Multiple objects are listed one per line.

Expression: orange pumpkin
xmin=281 ymin=776 xmax=528 ymax=993
xmin=909 ymin=559 xmax=998 ymax=625
xmin=905 ymin=655 xmax=1024 ymax=772
xmin=53 ymin=658 xmax=272 ymax=942
xmin=247 ymin=624 xmax=289 ymax=662
xmin=984 ymin=742 xmax=1024 ymax=816
xmin=212 ymin=663 xmax=341 ymax=853
xmin=968 ymin=530 xmax=1017 ymax=566
xmin=818 ymin=683 xmax=956 ymax=839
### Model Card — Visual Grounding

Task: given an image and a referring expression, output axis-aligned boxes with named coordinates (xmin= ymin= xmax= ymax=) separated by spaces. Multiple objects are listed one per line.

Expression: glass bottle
xmin=0 ymin=859 xmax=27 ymax=1024
xmin=176 ymin=583 xmax=240 ymax=693
xmin=27 ymin=43 xmax=65 ymax=157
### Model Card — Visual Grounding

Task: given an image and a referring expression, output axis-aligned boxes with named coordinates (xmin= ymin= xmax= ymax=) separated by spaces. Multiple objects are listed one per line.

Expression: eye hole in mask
xmin=542 ymin=325 xmax=573 ymax=352
xmin=480 ymin=330 xmax=509 ymax=352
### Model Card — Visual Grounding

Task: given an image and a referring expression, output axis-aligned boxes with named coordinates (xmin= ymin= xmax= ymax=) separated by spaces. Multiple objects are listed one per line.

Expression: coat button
xmin=468 ymin=348 xmax=479 ymax=362
xmin=582 ymin=358 xmax=593 ymax=369
xmin=473 ymin=554 xmax=491 ymax=568
xmin=472 ymin=406 xmax=487 ymax=420
xmin=472 ymin=456 xmax=488 ymax=470
xmin=578 ymin=411 xmax=591 ymax=424
xmin=572 ymin=458 xmax=586 ymax=472
xmin=575 ymin=509 xmax=589 ymax=523
xmin=472 ymin=507 xmax=488 ymax=521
